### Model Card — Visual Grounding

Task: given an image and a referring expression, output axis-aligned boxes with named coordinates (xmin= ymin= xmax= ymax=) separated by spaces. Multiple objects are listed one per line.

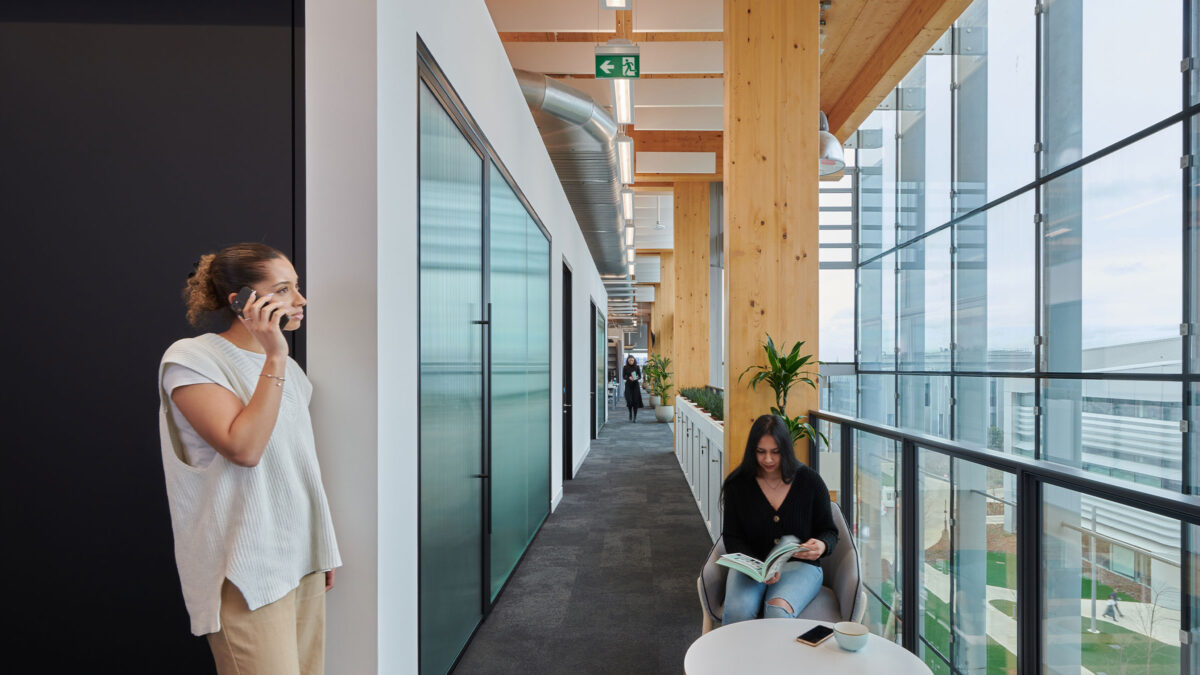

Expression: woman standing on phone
xmin=158 ymin=243 xmax=340 ymax=674
xmin=720 ymin=414 xmax=837 ymax=624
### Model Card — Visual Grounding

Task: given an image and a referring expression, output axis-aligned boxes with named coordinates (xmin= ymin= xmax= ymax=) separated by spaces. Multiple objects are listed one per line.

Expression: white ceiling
xmin=554 ymin=76 xmax=723 ymax=131
xmin=636 ymin=151 xmax=715 ymax=174
xmin=633 ymin=193 xmax=673 ymax=250
xmin=486 ymin=0 xmax=722 ymax=32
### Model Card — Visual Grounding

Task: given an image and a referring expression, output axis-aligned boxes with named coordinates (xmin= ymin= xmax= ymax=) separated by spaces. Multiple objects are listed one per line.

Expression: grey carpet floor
xmin=452 ymin=405 xmax=714 ymax=674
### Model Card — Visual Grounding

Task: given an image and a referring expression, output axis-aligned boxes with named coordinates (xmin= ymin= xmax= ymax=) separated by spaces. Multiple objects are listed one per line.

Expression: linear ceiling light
xmin=602 ymin=0 xmax=632 ymax=9
xmin=626 ymin=248 xmax=636 ymax=263
xmin=818 ymin=111 xmax=846 ymax=176
xmin=611 ymin=77 xmax=635 ymax=125
xmin=620 ymin=187 xmax=635 ymax=221
xmin=625 ymin=224 xmax=635 ymax=246
xmin=615 ymin=134 xmax=634 ymax=184
xmin=628 ymin=262 xmax=636 ymax=277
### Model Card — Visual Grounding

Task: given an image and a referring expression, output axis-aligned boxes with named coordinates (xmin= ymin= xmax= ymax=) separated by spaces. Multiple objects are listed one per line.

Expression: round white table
xmin=684 ymin=618 xmax=932 ymax=675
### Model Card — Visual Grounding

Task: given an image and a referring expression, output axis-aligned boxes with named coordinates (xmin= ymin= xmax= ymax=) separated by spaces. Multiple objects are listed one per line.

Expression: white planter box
xmin=675 ymin=396 xmax=725 ymax=542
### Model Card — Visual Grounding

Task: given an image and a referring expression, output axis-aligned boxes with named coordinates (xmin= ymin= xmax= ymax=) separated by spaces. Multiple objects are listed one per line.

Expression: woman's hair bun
xmin=181 ymin=243 xmax=285 ymax=328
xmin=183 ymin=254 xmax=222 ymax=327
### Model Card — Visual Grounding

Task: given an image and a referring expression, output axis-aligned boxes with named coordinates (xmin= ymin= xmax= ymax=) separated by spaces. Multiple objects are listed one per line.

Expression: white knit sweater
xmin=158 ymin=333 xmax=341 ymax=635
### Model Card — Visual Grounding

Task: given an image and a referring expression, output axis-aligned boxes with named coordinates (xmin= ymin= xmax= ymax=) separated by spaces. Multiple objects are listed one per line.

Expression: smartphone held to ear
xmin=231 ymin=286 xmax=290 ymax=330
xmin=796 ymin=625 xmax=835 ymax=646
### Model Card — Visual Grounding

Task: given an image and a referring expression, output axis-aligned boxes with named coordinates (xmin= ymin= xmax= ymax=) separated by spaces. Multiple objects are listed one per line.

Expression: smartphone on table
xmin=231 ymin=286 xmax=290 ymax=330
xmin=795 ymin=624 xmax=835 ymax=646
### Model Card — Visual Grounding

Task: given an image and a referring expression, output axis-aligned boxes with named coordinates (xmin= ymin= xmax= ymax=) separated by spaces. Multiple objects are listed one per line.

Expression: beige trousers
xmin=207 ymin=572 xmax=326 ymax=675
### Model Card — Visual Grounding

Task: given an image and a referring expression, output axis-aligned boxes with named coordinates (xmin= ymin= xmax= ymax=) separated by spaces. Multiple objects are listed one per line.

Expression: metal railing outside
xmin=811 ymin=408 xmax=1200 ymax=674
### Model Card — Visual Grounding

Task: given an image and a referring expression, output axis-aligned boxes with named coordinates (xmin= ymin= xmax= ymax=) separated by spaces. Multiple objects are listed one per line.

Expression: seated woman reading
xmin=720 ymin=414 xmax=838 ymax=623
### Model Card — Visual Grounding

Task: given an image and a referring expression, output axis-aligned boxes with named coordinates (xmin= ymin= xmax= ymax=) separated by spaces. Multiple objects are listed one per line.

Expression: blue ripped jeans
xmin=722 ymin=560 xmax=824 ymax=624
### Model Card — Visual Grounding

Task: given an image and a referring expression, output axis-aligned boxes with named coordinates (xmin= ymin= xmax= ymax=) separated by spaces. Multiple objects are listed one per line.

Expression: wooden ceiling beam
xmin=616 ymin=9 xmax=633 ymax=39
xmin=628 ymin=129 xmax=722 ymax=153
xmin=498 ymin=31 xmax=615 ymax=42
xmin=546 ymin=72 xmax=721 ymax=79
xmin=499 ymin=32 xmax=721 ymax=43
xmin=635 ymin=172 xmax=721 ymax=183
xmin=632 ymin=31 xmax=722 ymax=42
xmin=826 ymin=0 xmax=973 ymax=141
xmin=629 ymin=129 xmax=723 ymax=171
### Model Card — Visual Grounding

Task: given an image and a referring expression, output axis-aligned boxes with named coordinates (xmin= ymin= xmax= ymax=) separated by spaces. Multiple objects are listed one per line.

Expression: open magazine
xmin=716 ymin=535 xmax=808 ymax=583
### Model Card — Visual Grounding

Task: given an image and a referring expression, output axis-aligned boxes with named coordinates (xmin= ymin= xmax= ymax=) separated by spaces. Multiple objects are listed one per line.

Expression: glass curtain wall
xmin=488 ymin=165 xmax=551 ymax=600
xmin=832 ymin=0 xmax=1200 ymax=671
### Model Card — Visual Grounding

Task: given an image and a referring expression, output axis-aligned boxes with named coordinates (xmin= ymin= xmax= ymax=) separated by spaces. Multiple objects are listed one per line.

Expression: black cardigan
xmin=721 ymin=465 xmax=838 ymax=565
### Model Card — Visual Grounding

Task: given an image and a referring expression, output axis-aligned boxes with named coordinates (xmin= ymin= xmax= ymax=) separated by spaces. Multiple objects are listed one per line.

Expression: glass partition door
xmin=419 ymin=82 xmax=484 ymax=675
xmin=488 ymin=165 xmax=551 ymax=600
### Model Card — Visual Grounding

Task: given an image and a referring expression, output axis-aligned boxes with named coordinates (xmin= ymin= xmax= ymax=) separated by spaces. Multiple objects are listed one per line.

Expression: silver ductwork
xmin=514 ymin=69 xmax=633 ymax=305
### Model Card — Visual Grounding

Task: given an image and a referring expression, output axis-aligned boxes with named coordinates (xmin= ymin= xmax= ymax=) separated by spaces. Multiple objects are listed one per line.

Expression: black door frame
xmin=590 ymin=301 xmax=598 ymax=440
xmin=562 ymin=260 xmax=573 ymax=481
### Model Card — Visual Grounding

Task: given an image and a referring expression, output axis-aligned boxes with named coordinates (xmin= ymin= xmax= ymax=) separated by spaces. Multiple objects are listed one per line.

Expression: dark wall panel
xmin=0 ymin=3 xmax=301 ymax=671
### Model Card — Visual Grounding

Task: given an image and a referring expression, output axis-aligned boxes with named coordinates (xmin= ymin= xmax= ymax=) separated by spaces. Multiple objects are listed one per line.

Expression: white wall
xmin=307 ymin=0 xmax=608 ymax=671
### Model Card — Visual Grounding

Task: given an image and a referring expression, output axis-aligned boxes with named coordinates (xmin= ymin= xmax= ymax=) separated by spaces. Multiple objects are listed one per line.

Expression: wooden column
xmin=652 ymin=252 xmax=675 ymax=400
xmin=723 ymin=0 xmax=820 ymax=469
xmin=673 ymin=183 xmax=710 ymax=392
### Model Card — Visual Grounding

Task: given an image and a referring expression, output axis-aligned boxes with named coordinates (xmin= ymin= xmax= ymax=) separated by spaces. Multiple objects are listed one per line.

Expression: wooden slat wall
xmin=673 ymin=182 xmax=711 ymax=391
xmin=723 ymin=0 xmax=820 ymax=469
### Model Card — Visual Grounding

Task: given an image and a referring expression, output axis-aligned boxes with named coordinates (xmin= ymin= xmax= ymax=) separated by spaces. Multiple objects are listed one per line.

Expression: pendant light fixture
xmin=818 ymin=111 xmax=845 ymax=176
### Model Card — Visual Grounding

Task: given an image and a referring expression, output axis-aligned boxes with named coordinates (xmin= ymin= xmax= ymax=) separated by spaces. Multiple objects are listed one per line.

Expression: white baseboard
xmin=573 ymin=441 xmax=592 ymax=476
xmin=551 ymin=487 xmax=564 ymax=512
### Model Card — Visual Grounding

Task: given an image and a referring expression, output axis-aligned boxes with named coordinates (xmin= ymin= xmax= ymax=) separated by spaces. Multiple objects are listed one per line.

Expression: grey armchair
xmin=697 ymin=502 xmax=864 ymax=633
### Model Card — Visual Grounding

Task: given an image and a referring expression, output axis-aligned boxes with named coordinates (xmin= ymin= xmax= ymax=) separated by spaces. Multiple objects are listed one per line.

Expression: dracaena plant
xmin=738 ymin=335 xmax=826 ymax=448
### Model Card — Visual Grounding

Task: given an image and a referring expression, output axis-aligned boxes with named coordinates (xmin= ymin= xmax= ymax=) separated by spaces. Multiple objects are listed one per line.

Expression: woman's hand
xmin=240 ymin=290 xmax=290 ymax=358
xmin=792 ymin=538 xmax=826 ymax=561
xmin=764 ymin=572 xmax=781 ymax=585
xmin=325 ymin=569 xmax=336 ymax=592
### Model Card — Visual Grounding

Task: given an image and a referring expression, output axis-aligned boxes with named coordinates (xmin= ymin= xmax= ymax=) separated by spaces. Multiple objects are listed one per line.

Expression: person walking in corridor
xmin=622 ymin=355 xmax=644 ymax=422
xmin=720 ymin=415 xmax=838 ymax=623
xmin=158 ymin=243 xmax=341 ymax=675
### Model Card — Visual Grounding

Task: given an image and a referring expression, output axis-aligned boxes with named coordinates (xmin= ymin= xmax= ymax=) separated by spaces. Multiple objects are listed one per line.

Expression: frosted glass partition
xmin=418 ymin=83 xmax=484 ymax=675
xmin=489 ymin=165 xmax=550 ymax=600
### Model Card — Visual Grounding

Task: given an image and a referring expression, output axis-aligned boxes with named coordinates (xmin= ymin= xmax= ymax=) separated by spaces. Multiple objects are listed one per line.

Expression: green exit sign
xmin=595 ymin=54 xmax=640 ymax=79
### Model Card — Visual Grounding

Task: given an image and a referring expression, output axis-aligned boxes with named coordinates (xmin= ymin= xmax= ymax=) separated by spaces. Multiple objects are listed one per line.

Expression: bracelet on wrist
xmin=260 ymin=373 xmax=286 ymax=387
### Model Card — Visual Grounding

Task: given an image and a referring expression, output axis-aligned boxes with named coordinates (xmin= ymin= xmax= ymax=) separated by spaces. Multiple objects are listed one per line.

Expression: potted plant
xmin=644 ymin=353 xmax=666 ymax=408
xmin=738 ymin=335 xmax=826 ymax=449
xmin=650 ymin=357 xmax=674 ymax=422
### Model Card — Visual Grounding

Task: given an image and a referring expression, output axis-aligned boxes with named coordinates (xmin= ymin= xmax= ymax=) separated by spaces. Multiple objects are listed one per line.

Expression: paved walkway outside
xmin=453 ymin=404 xmax=713 ymax=674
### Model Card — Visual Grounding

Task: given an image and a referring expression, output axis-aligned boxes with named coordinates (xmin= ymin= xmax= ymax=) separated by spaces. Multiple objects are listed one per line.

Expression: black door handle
xmin=474 ymin=473 xmax=489 ymax=478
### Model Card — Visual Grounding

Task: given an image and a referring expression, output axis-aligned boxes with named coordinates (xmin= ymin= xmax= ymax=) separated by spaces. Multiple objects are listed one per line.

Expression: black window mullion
xmin=1017 ymin=469 xmax=1042 ymax=675
xmin=901 ymin=438 xmax=919 ymax=654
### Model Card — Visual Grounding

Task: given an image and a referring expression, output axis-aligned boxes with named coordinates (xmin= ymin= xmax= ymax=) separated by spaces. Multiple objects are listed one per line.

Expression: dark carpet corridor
xmin=453 ymin=405 xmax=714 ymax=674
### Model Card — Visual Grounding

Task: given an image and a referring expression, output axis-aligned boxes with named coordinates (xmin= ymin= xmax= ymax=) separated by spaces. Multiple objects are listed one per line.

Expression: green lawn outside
xmin=986 ymin=600 xmax=1179 ymax=673
xmin=921 ymin=549 xmax=1157 ymax=673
